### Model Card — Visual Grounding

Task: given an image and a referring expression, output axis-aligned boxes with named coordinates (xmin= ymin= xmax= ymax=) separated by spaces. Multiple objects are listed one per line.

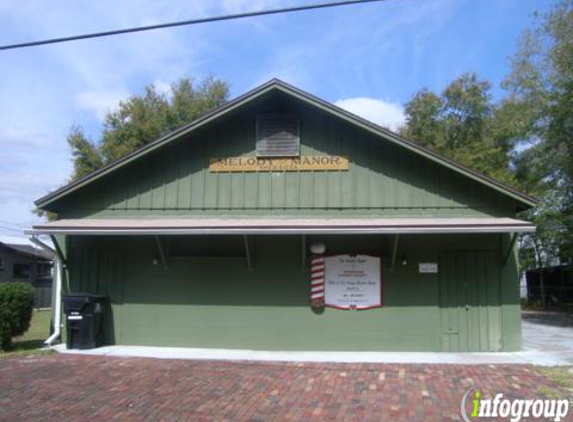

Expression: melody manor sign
xmin=209 ymin=155 xmax=349 ymax=172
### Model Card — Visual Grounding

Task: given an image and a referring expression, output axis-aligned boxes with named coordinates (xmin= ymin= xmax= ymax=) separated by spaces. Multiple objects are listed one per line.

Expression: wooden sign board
xmin=324 ymin=255 xmax=382 ymax=310
xmin=209 ymin=156 xmax=349 ymax=172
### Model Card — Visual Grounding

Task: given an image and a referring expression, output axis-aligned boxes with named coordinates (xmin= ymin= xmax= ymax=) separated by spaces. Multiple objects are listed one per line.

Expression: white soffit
xmin=27 ymin=217 xmax=535 ymax=235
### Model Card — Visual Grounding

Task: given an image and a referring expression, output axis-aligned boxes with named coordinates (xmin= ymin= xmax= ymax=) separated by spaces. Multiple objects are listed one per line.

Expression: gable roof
xmin=0 ymin=242 xmax=53 ymax=260
xmin=35 ymin=78 xmax=537 ymax=209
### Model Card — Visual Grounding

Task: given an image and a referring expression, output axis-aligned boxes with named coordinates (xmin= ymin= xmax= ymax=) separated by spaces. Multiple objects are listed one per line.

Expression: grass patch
xmin=0 ymin=309 xmax=54 ymax=358
xmin=535 ymin=366 xmax=573 ymax=398
xmin=0 ymin=348 xmax=56 ymax=359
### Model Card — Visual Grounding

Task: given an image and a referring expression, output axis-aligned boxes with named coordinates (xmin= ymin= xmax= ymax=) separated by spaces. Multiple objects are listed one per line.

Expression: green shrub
xmin=0 ymin=282 xmax=34 ymax=350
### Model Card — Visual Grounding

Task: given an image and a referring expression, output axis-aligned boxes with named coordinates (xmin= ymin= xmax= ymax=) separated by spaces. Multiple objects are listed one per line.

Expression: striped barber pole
xmin=310 ymin=254 xmax=325 ymax=308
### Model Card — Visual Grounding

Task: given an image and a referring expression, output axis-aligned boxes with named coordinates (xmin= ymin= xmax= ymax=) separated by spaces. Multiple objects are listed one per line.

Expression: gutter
xmin=29 ymin=236 xmax=62 ymax=346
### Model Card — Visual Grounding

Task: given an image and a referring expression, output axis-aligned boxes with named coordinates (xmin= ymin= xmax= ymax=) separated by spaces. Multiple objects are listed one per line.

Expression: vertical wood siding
xmin=438 ymin=251 xmax=502 ymax=352
xmin=57 ymin=99 xmax=518 ymax=218
xmin=65 ymin=233 xmax=518 ymax=352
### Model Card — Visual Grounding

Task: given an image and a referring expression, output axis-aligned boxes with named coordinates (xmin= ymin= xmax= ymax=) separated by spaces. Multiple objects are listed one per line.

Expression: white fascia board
xmin=26 ymin=225 xmax=536 ymax=236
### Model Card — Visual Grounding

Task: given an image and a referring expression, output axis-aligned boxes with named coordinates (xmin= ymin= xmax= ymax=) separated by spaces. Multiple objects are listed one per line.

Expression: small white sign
xmin=419 ymin=263 xmax=438 ymax=273
xmin=68 ymin=315 xmax=83 ymax=321
xmin=324 ymin=255 xmax=381 ymax=309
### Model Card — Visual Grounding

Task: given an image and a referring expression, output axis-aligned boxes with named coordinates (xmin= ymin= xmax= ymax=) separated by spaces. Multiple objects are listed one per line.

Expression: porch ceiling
xmin=27 ymin=217 xmax=535 ymax=235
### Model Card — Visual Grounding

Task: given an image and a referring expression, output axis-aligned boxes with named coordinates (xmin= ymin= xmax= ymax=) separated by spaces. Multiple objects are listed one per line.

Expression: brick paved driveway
xmin=0 ymin=354 xmax=570 ymax=422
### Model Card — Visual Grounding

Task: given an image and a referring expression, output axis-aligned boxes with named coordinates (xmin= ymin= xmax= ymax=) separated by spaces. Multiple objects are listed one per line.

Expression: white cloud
xmin=153 ymin=79 xmax=172 ymax=97
xmin=0 ymin=0 xmax=483 ymax=234
xmin=0 ymin=128 xmax=61 ymax=150
xmin=76 ymin=89 xmax=130 ymax=121
xmin=335 ymin=97 xmax=405 ymax=131
xmin=0 ymin=129 xmax=69 ymax=228
xmin=0 ymin=0 xmax=218 ymax=231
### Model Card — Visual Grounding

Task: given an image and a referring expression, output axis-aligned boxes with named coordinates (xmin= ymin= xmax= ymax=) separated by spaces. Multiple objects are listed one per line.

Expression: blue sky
xmin=0 ymin=0 xmax=551 ymax=237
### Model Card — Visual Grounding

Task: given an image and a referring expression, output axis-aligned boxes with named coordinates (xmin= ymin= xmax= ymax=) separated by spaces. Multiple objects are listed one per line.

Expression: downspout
xmin=44 ymin=260 xmax=62 ymax=345
xmin=29 ymin=236 xmax=62 ymax=346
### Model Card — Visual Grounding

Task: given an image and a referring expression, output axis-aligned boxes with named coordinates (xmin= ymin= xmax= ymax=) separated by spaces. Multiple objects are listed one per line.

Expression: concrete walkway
xmin=522 ymin=310 xmax=573 ymax=365
xmin=52 ymin=311 xmax=573 ymax=366
xmin=52 ymin=343 xmax=567 ymax=365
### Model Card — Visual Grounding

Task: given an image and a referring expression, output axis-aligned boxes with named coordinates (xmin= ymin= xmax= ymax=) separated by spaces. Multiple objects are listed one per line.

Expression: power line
xmin=0 ymin=0 xmax=389 ymax=51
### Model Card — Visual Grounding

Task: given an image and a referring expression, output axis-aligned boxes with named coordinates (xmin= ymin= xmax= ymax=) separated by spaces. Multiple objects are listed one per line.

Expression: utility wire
xmin=0 ymin=0 xmax=389 ymax=51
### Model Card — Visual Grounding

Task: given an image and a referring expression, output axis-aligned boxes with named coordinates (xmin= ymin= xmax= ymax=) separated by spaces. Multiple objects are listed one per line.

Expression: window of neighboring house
xmin=36 ymin=261 xmax=52 ymax=279
xmin=256 ymin=114 xmax=300 ymax=157
xmin=13 ymin=263 xmax=31 ymax=279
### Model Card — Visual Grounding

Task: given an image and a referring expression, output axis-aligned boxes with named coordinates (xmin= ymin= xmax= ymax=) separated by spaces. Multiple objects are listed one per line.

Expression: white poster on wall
xmin=419 ymin=263 xmax=438 ymax=273
xmin=324 ymin=255 xmax=382 ymax=309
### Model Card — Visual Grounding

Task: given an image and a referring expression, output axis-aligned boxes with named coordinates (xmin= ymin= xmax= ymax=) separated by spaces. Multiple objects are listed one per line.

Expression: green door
xmin=439 ymin=251 xmax=501 ymax=352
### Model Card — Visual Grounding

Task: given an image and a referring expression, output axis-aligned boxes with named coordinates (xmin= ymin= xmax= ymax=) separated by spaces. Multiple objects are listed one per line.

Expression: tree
xmin=503 ymin=0 xmax=573 ymax=266
xmin=68 ymin=76 xmax=229 ymax=179
xmin=99 ymin=85 xmax=171 ymax=163
xmin=401 ymin=73 xmax=517 ymax=186
xmin=518 ymin=191 xmax=565 ymax=305
xmin=67 ymin=126 xmax=103 ymax=180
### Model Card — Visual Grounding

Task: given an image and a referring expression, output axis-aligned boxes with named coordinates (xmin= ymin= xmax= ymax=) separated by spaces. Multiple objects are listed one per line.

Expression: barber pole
xmin=310 ymin=254 xmax=325 ymax=308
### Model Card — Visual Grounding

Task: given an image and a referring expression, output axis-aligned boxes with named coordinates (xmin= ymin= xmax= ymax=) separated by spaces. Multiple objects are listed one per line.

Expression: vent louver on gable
xmin=256 ymin=114 xmax=300 ymax=157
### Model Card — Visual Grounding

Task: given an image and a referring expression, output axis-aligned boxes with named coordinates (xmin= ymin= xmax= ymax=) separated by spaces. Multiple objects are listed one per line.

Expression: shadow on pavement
xmin=522 ymin=310 xmax=573 ymax=327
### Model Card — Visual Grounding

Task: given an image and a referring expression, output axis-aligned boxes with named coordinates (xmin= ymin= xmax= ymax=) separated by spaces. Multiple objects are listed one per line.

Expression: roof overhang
xmin=27 ymin=217 xmax=536 ymax=236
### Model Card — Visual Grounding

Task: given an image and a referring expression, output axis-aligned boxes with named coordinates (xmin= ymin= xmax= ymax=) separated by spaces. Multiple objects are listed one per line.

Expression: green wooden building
xmin=31 ymin=79 xmax=536 ymax=352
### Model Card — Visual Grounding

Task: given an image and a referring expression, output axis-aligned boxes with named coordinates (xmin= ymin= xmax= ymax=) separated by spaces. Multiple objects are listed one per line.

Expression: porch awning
xmin=27 ymin=217 xmax=536 ymax=235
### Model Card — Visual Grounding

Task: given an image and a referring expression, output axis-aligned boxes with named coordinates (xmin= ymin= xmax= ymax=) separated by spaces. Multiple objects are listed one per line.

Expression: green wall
xmin=50 ymin=89 xmax=526 ymax=352
xmin=52 ymin=92 xmax=520 ymax=219
xmin=65 ymin=233 xmax=521 ymax=352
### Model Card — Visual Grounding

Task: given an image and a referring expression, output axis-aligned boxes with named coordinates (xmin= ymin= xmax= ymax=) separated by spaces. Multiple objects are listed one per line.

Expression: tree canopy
xmin=504 ymin=0 xmax=573 ymax=266
xmin=400 ymin=0 xmax=573 ymax=269
xmin=400 ymin=73 xmax=517 ymax=186
xmin=68 ymin=76 xmax=229 ymax=180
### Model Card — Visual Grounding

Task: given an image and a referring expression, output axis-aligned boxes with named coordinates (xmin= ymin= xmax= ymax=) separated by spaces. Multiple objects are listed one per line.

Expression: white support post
xmin=243 ymin=235 xmax=253 ymax=271
xmin=154 ymin=235 xmax=168 ymax=269
xmin=390 ymin=233 xmax=400 ymax=271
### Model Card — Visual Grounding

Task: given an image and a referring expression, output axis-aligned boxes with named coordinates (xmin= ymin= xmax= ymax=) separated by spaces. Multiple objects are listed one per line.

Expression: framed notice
xmin=419 ymin=263 xmax=438 ymax=273
xmin=324 ymin=255 xmax=382 ymax=310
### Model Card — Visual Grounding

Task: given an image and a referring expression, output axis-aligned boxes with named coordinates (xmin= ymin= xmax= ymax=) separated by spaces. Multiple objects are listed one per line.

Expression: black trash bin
xmin=62 ymin=294 xmax=107 ymax=350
